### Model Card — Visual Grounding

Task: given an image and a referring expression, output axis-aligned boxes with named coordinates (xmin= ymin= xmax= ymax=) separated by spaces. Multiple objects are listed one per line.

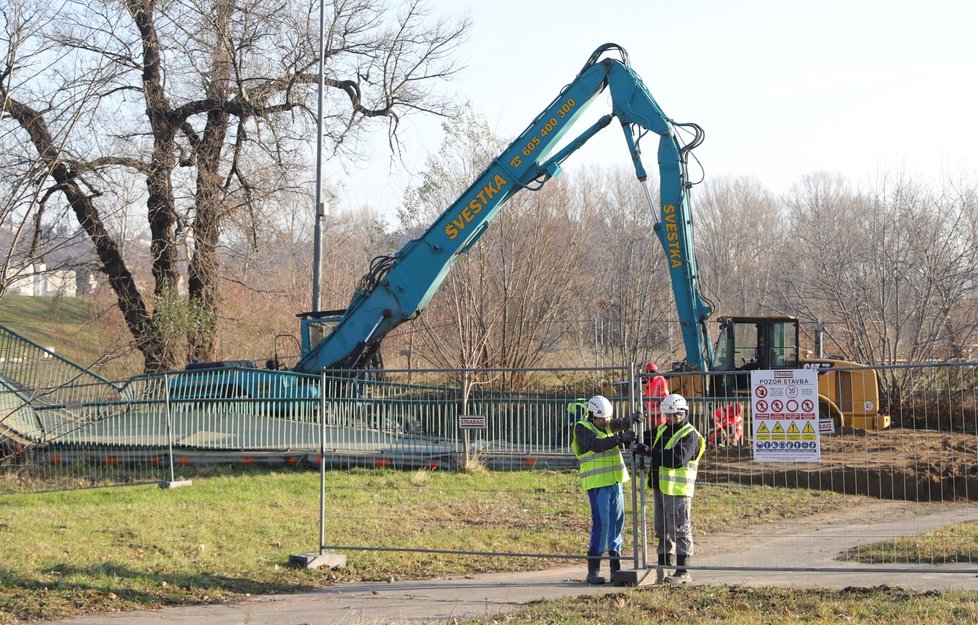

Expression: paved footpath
xmin=41 ymin=502 xmax=978 ymax=625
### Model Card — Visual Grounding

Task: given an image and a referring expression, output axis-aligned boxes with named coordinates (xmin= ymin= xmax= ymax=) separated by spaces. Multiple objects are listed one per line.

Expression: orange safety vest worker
xmin=643 ymin=363 xmax=670 ymax=426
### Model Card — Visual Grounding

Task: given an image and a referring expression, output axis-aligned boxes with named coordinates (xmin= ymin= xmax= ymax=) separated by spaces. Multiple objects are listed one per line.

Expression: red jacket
xmin=643 ymin=374 xmax=670 ymax=426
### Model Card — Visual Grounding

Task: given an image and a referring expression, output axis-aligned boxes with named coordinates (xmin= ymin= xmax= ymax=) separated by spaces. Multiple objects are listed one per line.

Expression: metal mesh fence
xmin=316 ymin=367 xmax=633 ymax=470
xmin=3 ymin=337 xmax=978 ymax=575
xmin=3 ymin=358 xmax=978 ymax=500
xmin=0 ymin=325 xmax=157 ymax=491
xmin=307 ymin=364 xmax=978 ymax=575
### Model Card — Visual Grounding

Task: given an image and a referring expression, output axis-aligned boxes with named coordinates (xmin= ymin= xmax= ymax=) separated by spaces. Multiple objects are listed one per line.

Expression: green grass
xmin=0 ymin=294 xmax=140 ymax=378
xmin=845 ymin=520 xmax=978 ymax=565
xmin=0 ymin=294 xmax=91 ymax=342
xmin=0 ymin=468 xmax=867 ymax=624
xmin=473 ymin=586 xmax=978 ymax=625
xmin=0 ymin=459 xmax=167 ymax=495
xmin=0 ymin=295 xmax=102 ymax=368
xmin=0 ymin=294 xmax=91 ymax=328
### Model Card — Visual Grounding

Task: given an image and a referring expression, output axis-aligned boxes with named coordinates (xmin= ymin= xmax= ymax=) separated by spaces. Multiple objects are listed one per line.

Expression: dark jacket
xmin=573 ymin=416 xmax=631 ymax=455
xmin=643 ymin=418 xmax=700 ymax=492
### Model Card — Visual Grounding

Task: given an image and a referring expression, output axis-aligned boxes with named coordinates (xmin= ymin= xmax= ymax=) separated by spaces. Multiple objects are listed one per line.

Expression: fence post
xmin=289 ymin=370 xmax=346 ymax=570
xmin=614 ymin=363 xmax=653 ymax=586
xmin=635 ymin=362 xmax=649 ymax=570
xmin=319 ymin=370 xmax=327 ymax=554
xmin=159 ymin=373 xmax=191 ymax=489
xmin=461 ymin=369 xmax=472 ymax=469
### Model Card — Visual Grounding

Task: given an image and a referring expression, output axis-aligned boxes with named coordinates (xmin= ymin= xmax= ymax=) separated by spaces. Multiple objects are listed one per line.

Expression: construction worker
xmin=633 ymin=393 xmax=705 ymax=584
xmin=561 ymin=398 xmax=589 ymax=448
xmin=571 ymin=395 xmax=640 ymax=585
xmin=642 ymin=361 xmax=670 ymax=426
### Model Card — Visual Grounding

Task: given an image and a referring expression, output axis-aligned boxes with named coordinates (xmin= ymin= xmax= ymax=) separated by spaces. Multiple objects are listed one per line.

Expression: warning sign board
xmin=751 ymin=369 xmax=820 ymax=462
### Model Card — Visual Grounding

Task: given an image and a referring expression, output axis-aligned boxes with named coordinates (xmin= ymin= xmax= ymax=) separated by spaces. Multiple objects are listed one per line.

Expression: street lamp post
xmin=311 ymin=0 xmax=327 ymax=313
xmin=289 ymin=1 xmax=345 ymax=572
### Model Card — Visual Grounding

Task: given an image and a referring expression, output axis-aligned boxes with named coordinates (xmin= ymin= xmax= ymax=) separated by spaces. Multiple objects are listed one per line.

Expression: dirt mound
xmin=700 ymin=428 xmax=978 ymax=501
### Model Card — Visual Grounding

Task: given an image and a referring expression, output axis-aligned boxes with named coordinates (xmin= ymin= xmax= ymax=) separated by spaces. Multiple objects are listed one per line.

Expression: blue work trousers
xmin=587 ymin=482 xmax=624 ymax=554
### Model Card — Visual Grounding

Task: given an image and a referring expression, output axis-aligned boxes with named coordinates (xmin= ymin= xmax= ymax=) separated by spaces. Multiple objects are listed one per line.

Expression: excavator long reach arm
xmin=296 ymin=43 xmax=714 ymax=372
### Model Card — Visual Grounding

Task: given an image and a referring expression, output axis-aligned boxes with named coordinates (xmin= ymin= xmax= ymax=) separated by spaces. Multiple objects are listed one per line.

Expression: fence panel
xmin=3 ymin=350 xmax=978 ymax=577
xmin=317 ymin=367 xmax=632 ymax=470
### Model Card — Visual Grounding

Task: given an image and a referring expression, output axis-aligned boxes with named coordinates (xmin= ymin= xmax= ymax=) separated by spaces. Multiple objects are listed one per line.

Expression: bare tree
xmin=781 ymin=172 xmax=978 ymax=364
xmin=482 ymin=177 xmax=583 ymax=372
xmin=777 ymin=173 xmax=867 ymax=360
xmin=578 ymin=167 xmax=676 ymax=367
xmin=0 ymin=2 xmax=111 ymax=301
xmin=217 ymin=202 xmax=395 ymax=366
xmin=397 ymin=107 xmax=583 ymax=385
xmin=1 ymin=0 xmax=468 ymax=371
xmin=695 ymin=175 xmax=782 ymax=316
xmin=396 ymin=107 xmax=499 ymax=372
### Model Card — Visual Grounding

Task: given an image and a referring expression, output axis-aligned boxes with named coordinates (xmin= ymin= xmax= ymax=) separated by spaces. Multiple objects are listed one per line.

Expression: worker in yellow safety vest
xmin=571 ymin=395 xmax=640 ymax=585
xmin=633 ymin=393 xmax=705 ymax=584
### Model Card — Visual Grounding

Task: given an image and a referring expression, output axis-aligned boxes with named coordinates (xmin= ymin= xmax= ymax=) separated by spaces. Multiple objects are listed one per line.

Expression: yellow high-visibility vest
xmin=572 ymin=419 xmax=629 ymax=490
xmin=651 ymin=422 xmax=706 ymax=496
xmin=567 ymin=398 xmax=588 ymax=424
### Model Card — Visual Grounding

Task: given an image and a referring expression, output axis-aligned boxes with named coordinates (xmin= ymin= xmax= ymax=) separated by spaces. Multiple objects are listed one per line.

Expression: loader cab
xmin=711 ymin=316 xmax=800 ymax=395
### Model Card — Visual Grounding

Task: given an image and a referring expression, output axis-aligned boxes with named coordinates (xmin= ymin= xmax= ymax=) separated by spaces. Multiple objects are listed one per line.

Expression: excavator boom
xmin=296 ymin=43 xmax=713 ymax=372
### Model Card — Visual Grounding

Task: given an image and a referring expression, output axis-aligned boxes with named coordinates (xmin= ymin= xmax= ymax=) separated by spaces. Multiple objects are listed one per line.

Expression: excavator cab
xmin=298 ymin=310 xmax=346 ymax=356
xmin=711 ymin=316 xmax=800 ymax=395
xmin=297 ymin=309 xmax=385 ymax=371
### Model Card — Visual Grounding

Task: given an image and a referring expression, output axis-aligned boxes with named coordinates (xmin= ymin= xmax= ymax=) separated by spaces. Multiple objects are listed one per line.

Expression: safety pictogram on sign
xmin=756 ymin=422 xmax=771 ymax=440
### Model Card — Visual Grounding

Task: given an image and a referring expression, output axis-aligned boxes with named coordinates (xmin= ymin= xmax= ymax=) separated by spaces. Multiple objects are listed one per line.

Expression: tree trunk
xmin=0 ymin=94 xmax=170 ymax=369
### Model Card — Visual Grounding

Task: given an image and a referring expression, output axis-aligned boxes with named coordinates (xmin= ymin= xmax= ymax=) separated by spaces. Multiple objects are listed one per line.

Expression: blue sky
xmin=333 ymin=0 xmax=977 ymax=218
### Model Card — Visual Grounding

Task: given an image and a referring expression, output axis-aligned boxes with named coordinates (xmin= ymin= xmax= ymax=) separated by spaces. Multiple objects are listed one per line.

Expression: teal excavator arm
xmin=296 ymin=43 xmax=714 ymax=372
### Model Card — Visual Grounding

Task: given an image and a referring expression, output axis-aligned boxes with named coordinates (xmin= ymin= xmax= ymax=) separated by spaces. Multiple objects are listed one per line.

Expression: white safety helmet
xmin=660 ymin=393 xmax=689 ymax=415
xmin=587 ymin=395 xmax=614 ymax=419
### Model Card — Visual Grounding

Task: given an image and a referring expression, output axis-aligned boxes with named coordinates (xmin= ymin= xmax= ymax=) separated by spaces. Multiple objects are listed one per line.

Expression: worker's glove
xmin=631 ymin=442 xmax=650 ymax=456
xmin=626 ymin=411 xmax=644 ymax=427
xmin=618 ymin=429 xmax=637 ymax=446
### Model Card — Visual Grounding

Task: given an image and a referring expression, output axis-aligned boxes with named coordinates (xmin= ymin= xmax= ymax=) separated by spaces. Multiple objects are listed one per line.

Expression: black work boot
xmin=665 ymin=554 xmax=692 ymax=584
xmin=655 ymin=553 xmax=673 ymax=583
xmin=585 ymin=551 xmax=606 ymax=585
xmin=608 ymin=550 xmax=622 ymax=580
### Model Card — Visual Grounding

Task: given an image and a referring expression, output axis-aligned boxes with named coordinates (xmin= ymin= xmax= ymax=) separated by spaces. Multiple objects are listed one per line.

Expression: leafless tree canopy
xmin=695 ymin=175 xmax=781 ymax=316
xmin=782 ymin=172 xmax=978 ymax=364
xmin=1 ymin=0 xmax=468 ymax=371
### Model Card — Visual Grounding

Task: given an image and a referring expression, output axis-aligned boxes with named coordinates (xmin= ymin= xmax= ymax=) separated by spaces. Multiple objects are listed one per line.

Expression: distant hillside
xmin=0 ymin=295 xmax=136 ymax=378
